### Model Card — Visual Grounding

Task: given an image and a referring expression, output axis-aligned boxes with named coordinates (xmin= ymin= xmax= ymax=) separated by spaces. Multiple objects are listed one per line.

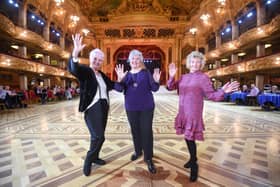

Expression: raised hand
xmin=153 ymin=68 xmax=161 ymax=83
xmin=72 ymin=33 xmax=86 ymax=58
xmin=115 ymin=64 xmax=127 ymax=82
xmin=168 ymin=63 xmax=177 ymax=78
xmin=222 ymin=81 xmax=240 ymax=93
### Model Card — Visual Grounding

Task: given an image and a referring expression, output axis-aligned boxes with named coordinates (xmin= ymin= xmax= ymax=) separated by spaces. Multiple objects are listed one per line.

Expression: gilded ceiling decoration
xmin=73 ymin=0 xmax=203 ymax=20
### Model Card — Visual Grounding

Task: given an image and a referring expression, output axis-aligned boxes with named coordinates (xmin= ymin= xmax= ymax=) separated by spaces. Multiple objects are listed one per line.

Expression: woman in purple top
xmin=167 ymin=51 xmax=239 ymax=182
xmin=115 ymin=49 xmax=161 ymax=174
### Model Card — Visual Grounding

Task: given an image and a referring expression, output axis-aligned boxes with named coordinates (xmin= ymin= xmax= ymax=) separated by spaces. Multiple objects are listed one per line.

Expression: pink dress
xmin=167 ymin=71 xmax=224 ymax=141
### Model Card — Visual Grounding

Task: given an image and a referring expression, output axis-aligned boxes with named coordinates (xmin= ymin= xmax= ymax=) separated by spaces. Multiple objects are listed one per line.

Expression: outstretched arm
xmin=68 ymin=33 xmax=87 ymax=80
xmin=72 ymin=33 xmax=86 ymax=60
xmin=222 ymin=81 xmax=240 ymax=93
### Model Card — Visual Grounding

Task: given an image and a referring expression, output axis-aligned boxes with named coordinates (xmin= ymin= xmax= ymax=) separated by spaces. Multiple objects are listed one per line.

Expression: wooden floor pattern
xmin=0 ymin=87 xmax=279 ymax=187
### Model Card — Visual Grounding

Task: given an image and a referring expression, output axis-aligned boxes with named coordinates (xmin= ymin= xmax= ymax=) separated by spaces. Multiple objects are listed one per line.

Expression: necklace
xmin=131 ymin=73 xmax=138 ymax=87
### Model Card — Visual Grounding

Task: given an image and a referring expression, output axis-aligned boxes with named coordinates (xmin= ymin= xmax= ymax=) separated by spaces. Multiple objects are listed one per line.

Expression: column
xmin=43 ymin=22 xmax=50 ymax=42
xmin=175 ymin=37 xmax=182 ymax=77
xmin=204 ymin=44 xmax=209 ymax=54
xmin=18 ymin=46 xmax=27 ymax=58
xmin=215 ymin=60 xmax=221 ymax=69
xmin=231 ymin=53 xmax=238 ymax=64
xmin=44 ymin=78 xmax=51 ymax=87
xmin=60 ymin=34 xmax=65 ymax=49
xmin=61 ymin=79 xmax=66 ymax=89
xmin=231 ymin=21 xmax=238 ymax=40
xmin=256 ymin=43 xmax=265 ymax=57
xmin=256 ymin=1 xmax=266 ymax=26
xmin=19 ymin=75 xmax=28 ymax=90
xmin=215 ymin=31 xmax=221 ymax=48
xmin=18 ymin=3 xmax=27 ymax=28
xmin=256 ymin=75 xmax=264 ymax=90
xmin=43 ymin=55 xmax=50 ymax=65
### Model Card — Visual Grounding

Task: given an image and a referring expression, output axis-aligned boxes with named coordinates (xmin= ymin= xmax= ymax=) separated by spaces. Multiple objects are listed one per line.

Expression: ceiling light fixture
xmin=265 ymin=44 xmax=272 ymax=48
xmin=82 ymin=29 xmax=90 ymax=36
xmin=237 ymin=52 xmax=246 ymax=56
xmin=218 ymin=0 xmax=226 ymax=6
xmin=189 ymin=27 xmax=197 ymax=35
xmin=54 ymin=0 xmax=64 ymax=6
xmin=200 ymin=14 xmax=210 ymax=22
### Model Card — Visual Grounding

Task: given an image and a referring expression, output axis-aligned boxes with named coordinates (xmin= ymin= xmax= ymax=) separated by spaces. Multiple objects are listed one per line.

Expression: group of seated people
xmin=241 ymin=84 xmax=280 ymax=95
xmin=0 ymin=84 xmax=79 ymax=110
xmin=225 ymin=83 xmax=280 ymax=110
xmin=0 ymin=85 xmax=25 ymax=109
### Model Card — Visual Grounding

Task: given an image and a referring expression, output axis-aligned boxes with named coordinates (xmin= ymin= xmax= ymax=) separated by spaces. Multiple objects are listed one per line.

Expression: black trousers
xmin=126 ymin=109 xmax=154 ymax=161
xmin=84 ymin=99 xmax=109 ymax=161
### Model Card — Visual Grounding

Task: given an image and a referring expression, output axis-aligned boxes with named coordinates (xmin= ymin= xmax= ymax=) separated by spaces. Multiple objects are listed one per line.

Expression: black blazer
xmin=68 ymin=58 xmax=115 ymax=112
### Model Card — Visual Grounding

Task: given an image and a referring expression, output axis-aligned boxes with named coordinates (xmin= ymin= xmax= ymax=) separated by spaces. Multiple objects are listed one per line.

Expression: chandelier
xmin=54 ymin=0 xmax=64 ymax=6
xmin=218 ymin=0 xmax=226 ymax=6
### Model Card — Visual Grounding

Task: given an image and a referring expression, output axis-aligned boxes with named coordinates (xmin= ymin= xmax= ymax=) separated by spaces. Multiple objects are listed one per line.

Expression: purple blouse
xmin=167 ymin=71 xmax=224 ymax=141
xmin=115 ymin=69 xmax=160 ymax=111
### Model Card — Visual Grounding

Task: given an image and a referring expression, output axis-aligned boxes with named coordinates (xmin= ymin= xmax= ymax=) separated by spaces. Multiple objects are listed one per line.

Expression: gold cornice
xmin=206 ymin=14 xmax=280 ymax=60
xmin=206 ymin=53 xmax=280 ymax=77
xmin=0 ymin=14 xmax=70 ymax=59
xmin=0 ymin=54 xmax=75 ymax=79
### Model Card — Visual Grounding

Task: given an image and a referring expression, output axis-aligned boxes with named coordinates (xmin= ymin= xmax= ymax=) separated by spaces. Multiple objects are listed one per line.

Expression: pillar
xmin=18 ymin=3 xmax=27 ymax=28
xmin=215 ymin=31 xmax=221 ymax=48
xmin=44 ymin=78 xmax=51 ymax=88
xmin=231 ymin=54 xmax=238 ymax=64
xmin=256 ymin=75 xmax=264 ymax=90
xmin=18 ymin=46 xmax=27 ymax=58
xmin=43 ymin=55 xmax=50 ymax=65
xmin=43 ymin=22 xmax=50 ymax=42
xmin=19 ymin=75 xmax=28 ymax=90
xmin=231 ymin=21 xmax=238 ymax=40
xmin=60 ymin=35 xmax=65 ymax=49
xmin=215 ymin=60 xmax=221 ymax=68
xmin=256 ymin=1 xmax=266 ymax=26
xmin=256 ymin=43 xmax=265 ymax=57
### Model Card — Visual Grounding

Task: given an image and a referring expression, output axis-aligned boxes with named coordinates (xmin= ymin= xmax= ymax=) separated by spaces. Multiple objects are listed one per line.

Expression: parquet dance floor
xmin=0 ymin=87 xmax=279 ymax=187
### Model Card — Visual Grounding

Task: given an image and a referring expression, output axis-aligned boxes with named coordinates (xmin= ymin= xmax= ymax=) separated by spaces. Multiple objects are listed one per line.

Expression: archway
xmin=113 ymin=45 xmax=166 ymax=84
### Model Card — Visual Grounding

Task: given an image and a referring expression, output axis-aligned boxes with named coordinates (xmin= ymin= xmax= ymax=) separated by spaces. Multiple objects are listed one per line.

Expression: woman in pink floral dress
xmin=167 ymin=51 xmax=239 ymax=182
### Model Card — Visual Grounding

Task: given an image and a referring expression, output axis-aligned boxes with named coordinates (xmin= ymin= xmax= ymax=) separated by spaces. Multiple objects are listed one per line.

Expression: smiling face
xmin=89 ymin=49 xmax=104 ymax=71
xmin=186 ymin=51 xmax=205 ymax=72
xmin=130 ymin=54 xmax=142 ymax=70
xmin=189 ymin=57 xmax=202 ymax=73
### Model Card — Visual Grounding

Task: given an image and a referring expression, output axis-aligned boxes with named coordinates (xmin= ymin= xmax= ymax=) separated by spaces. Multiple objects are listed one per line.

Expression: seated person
xmin=246 ymin=83 xmax=260 ymax=106
xmin=241 ymin=84 xmax=250 ymax=93
xmin=247 ymin=83 xmax=259 ymax=96
xmin=271 ymin=85 xmax=280 ymax=94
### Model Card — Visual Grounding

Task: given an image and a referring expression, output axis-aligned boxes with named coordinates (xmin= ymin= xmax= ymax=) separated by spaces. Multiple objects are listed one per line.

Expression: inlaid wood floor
xmin=0 ymin=87 xmax=279 ymax=187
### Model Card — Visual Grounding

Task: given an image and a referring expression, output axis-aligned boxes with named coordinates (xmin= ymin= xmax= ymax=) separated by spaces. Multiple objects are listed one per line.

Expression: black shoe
xmin=93 ymin=158 xmax=106 ymax=165
xmin=184 ymin=160 xmax=192 ymax=168
xmin=131 ymin=152 xmax=142 ymax=161
xmin=83 ymin=158 xmax=92 ymax=176
xmin=184 ymin=158 xmax=197 ymax=168
xmin=146 ymin=160 xmax=156 ymax=174
xmin=190 ymin=163 xmax=198 ymax=182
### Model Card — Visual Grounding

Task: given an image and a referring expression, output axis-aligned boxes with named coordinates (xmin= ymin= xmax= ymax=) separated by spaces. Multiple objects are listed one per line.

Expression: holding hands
xmin=168 ymin=63 xmax=177 ymax=78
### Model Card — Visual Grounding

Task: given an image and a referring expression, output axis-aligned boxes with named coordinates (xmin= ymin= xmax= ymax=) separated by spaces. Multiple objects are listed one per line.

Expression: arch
xmin=113 ymin=45 xmax=166 ymax=84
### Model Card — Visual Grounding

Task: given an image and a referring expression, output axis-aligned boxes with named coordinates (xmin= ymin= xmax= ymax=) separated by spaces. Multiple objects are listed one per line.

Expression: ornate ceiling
xmin=73 ymin=0 xmax=203 ymax=20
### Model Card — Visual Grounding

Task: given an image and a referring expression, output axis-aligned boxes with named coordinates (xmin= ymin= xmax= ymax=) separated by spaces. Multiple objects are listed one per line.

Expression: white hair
xmin=89 ymin=48 xmax=104 ymax=64
xmin=128 ymin=49 xmax=144 ymax=63
xmin=186 ymin=51 xmax=205 ymax=70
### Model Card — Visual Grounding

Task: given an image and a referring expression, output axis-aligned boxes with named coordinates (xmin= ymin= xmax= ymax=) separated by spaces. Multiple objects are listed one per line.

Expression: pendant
xmin=133 ymin=82 xmax=138 ymax=87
